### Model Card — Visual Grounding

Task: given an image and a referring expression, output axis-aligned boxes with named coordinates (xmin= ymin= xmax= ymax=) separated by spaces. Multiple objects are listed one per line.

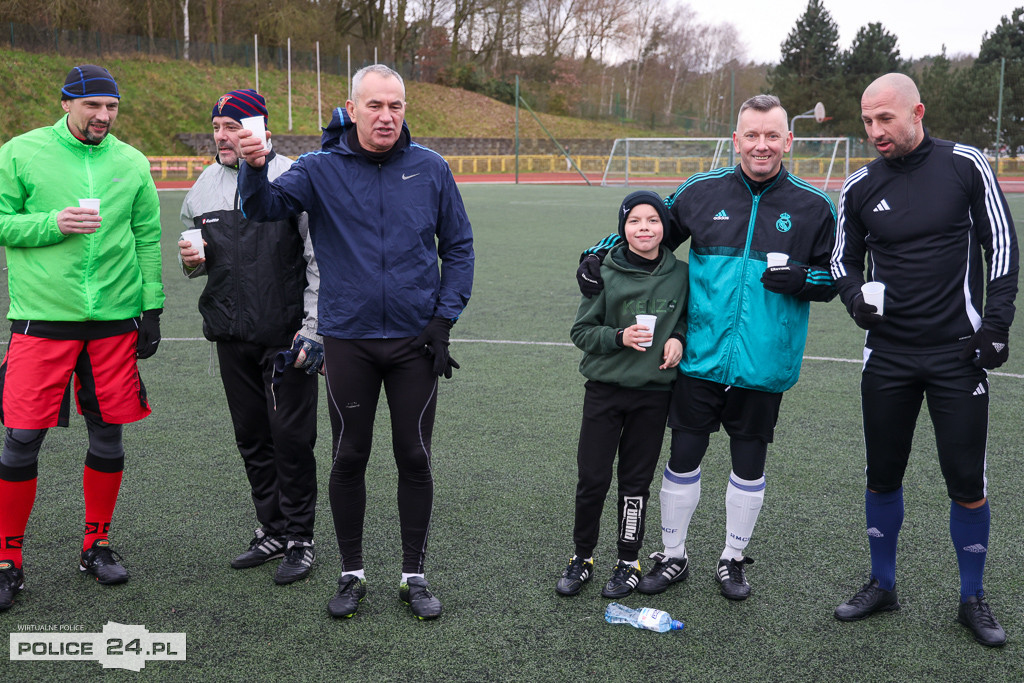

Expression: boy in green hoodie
xmin=557 ymin=190 xmax=689 ymax=599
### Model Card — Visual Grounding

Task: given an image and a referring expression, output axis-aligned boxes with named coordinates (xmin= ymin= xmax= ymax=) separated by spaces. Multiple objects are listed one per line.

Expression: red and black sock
xmin=82 ymin=452 xmax=124 ymax=552
xmin=0 ymin=462 xmax=38 ymax=568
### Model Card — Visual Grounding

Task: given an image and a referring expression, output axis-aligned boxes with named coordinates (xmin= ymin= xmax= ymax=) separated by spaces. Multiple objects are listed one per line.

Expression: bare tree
xmin=529 ymin=0 xmax=580 ymax=61
xmin=573 ymin=0 xmax=627 ymax=63
xmin=690 ymin=22 xmax=744 ymax=133
xmin=620 ymin=0 xmax=659 ymax=119
xmin=181 ymin=0 xmax=190 ymax=59
xmin=658 ymin=4 xmax=700 ymax=123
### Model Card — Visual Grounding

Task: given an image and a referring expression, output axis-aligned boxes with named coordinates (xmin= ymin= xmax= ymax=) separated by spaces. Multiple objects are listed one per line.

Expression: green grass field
xmin=3 ymin=186 xmax=1024 ymax=681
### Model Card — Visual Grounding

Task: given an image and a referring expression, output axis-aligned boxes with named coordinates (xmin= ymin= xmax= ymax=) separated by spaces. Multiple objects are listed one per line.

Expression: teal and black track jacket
xmin=589 ymin=165 xmax=836 ymax=393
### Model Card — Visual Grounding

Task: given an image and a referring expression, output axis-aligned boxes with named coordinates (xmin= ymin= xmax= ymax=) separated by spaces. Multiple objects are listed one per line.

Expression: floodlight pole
xmin=995 ymin=57 xmax=1005 ymax=177
xmin=514 ymin=76 xmax=519 ymax=185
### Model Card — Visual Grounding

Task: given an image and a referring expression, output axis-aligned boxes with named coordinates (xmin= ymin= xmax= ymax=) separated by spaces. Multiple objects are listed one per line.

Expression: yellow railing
xmin=147 ymin=155 xmax=1024 ymax=181
xmin=148 ymin=157 xmax=216 ymax=180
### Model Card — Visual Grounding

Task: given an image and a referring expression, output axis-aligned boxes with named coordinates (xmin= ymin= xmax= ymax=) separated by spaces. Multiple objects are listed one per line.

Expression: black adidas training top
xmin=830 ymin=132 xmax=1019 ymax=352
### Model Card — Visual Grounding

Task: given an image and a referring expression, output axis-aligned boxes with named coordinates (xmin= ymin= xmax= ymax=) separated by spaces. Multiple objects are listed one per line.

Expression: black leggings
xmin=324 ymin=337 xmax=438 ymax=573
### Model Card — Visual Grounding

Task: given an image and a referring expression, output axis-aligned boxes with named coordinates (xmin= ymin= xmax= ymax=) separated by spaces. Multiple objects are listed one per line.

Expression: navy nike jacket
xmin=238 ymin=107 xmax=474 ymax=339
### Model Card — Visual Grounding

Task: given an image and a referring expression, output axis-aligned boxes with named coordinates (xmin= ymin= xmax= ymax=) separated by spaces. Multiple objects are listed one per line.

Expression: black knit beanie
xmin=61 ymin=65 xmax=120 ymax=99
xmin=618 ymin=190 xmax=670 ymax=239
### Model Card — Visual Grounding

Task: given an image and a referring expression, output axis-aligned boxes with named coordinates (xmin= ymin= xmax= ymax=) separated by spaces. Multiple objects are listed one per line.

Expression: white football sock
xmin=659 ymin=466 xmax=701 ymax=558
xmin=344 ymin=569 xmax=365 ymax=580
xmin=722 ymin=471 xmax=765 ymax=561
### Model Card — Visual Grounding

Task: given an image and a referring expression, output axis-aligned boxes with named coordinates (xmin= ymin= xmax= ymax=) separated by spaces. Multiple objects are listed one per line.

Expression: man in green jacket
xmin=0 ymin=64 xmax=164 ymax=611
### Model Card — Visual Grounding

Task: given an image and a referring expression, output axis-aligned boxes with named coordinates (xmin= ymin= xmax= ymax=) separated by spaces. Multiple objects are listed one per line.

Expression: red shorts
xmin=0 ymin=332 xmax=151 ymax=429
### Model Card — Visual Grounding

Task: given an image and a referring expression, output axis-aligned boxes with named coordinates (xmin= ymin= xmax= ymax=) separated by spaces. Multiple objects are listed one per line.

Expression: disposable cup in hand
xmin=181 ymin=228 xmax=205 ymax=260
xmin=240 ymin=116 xmax=267 ymax=151
xmin=861 ymin=281 xmax=885 ymax=316
xmin=635 ymin=314 xmax=657 ymax=348
xmin=767 ymin=252 xmax=788 ymax=268
xmin=79 ymin=198 xmax=101 ymax=212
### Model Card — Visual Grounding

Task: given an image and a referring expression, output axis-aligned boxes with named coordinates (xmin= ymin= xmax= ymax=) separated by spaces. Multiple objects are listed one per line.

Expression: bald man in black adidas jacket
xmin=830 ymin=72 xmax=1018 ymax=648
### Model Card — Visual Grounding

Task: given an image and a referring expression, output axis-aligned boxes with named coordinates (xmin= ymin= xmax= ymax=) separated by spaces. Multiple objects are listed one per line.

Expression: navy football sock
xmin=865 ymin=488 xmax=903 ymax=591
xmin=950 ymin=500 xmax=989 ymax=601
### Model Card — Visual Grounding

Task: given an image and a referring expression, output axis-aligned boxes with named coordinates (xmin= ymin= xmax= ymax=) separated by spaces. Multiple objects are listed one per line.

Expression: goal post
xmin=601 ymin=137 xmax=851 ymax=191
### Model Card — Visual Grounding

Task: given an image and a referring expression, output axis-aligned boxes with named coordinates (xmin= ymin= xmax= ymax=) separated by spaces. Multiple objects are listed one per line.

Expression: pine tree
xmin=767 ymin=0 xmax=841 ymax=130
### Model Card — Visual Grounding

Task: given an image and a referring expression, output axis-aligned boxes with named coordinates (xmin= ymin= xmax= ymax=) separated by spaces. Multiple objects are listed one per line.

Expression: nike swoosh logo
xmin=402 ymin=173 xmax=420 ymax=180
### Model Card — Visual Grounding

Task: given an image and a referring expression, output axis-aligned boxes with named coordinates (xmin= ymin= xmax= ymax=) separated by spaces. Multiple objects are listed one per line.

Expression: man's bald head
xmin=863 ymin=73 xmax=920 ymax=109
xmin=861 ymin=72 xmax=925 ymax=160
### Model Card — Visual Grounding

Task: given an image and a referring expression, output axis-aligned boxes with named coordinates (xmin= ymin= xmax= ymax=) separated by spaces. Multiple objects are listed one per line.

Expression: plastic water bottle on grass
xmin=605 ymin=602 xmax=684 ymax=632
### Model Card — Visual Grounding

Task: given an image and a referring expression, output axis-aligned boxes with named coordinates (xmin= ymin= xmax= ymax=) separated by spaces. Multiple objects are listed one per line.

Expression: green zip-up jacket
xmin=571 ymin=243 xmax=688 ymax=390
xmin=0 ymin=115 xmax=164 ymax=322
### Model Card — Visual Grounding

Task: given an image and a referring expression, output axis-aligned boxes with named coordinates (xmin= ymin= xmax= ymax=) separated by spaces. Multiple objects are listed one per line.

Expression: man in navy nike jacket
xmin=238 ymin=64 xmax=474 ymax=621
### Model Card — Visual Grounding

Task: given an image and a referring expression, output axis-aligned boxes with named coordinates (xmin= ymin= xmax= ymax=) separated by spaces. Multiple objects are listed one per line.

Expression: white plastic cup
xmin=181 ymin=228 xmax=205 ymax=260
xmin=79 ymin=198 xmax=101 ymax=212
xmin=861 ymin=281 xmax=885 ymax=316
xmin=766 ymin=252 xmax=789 ymax=268
xmin=240 ymin=115 xmax=267 ymax=151
xmin=635 ymin=314 xmax=657 ymax=348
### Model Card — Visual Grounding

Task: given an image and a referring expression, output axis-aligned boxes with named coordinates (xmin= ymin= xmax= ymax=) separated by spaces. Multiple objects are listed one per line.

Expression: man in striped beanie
xmin=179 ymin=88 xmax=322 ymax=586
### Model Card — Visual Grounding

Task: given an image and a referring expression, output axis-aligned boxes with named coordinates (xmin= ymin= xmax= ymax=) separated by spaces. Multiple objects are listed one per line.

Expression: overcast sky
xmin=693 ymin=0 xmax=1017 ymax=64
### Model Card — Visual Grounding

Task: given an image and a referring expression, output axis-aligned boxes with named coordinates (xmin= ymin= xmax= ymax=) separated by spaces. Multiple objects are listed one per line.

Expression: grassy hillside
xmin=1 ymin=49 xmax=662 ymax=155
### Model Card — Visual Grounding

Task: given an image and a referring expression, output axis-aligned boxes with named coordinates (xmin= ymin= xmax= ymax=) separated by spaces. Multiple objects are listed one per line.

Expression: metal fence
xmin=4 ymin=22 xmax=403 ymax=78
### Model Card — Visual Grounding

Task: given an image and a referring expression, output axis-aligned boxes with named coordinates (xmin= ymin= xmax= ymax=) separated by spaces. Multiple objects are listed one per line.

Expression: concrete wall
xmin=176 ymin=133 xmax=616 ymax=158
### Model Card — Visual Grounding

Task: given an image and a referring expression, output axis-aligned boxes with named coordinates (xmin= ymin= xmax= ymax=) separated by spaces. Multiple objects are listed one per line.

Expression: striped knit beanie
xmin=212 ymin=89 xmax=268 ymax=125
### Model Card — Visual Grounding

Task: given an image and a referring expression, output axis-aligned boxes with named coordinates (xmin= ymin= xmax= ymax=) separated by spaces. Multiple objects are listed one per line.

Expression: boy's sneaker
xmin=637 ymin=552 xmax=689 ymax=595
xmin=834 ymin=579 xmax=900 ymax=621
xmin=715 ymin=557 xmax=753 ymax=601
xmin=555 ymin=555 xmax=593 ymax=596
xmin=274 ymin=541 xmax=315 ymax=585
xmin=399 ymin=577 xmax=442 ymax=620
xmin=957 ymin=594 xmax=1006 ymax=647
xmin=327 ymin=574 xmax=367 ymax=618
xmin=231 ymin=528 xmax=285 ymax=569
xmin=601 ymin=560 xmax=640 ymax=599
xmin=80 ymin=539 xmax=129 ymax=585
xmin=0 ymin=560 xmax=24 ymax=611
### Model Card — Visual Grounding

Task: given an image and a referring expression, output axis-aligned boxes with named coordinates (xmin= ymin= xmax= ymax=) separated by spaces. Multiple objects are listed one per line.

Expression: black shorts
xmin=667 ymin=374 xmax=783 ymax=443
xmin=861 ymin=348 xmax=989 ymax=502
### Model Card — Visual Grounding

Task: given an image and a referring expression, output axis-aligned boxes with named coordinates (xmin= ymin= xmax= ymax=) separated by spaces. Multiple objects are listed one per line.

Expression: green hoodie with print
xmin=570 ymin=242 xmax=688 ymax=390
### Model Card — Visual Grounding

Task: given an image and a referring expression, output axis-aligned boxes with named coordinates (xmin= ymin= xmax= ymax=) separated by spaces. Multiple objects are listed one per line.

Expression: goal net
xmin=601 ymin=137 xmax=851 ymax=191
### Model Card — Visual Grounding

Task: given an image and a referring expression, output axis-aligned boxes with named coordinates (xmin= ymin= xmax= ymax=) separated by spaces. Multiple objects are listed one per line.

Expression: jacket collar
xmin=733 ymin=164 xmax=787 ymax=194
xmin=53 ymin=114 xmax=113 ymax=154
xmin=881 ymin=129 xmax=933 ymax=172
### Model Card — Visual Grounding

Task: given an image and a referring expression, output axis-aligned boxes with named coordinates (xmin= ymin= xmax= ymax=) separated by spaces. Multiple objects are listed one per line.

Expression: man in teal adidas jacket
xmin=577 ymin=95 xmax=836 ymax=602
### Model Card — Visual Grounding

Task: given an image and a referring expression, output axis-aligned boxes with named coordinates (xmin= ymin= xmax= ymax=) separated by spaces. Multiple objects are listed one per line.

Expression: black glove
xmin=760 ymin=265 xmax=806 ymax=295
xmin=958 ymin=327 xmax=1010 ymax=369
xmin=291 ymin=333 xmax=325 ymax=375
xmin=411 ymin=317 xmax=459 ymax=378
xmin=136 ymin=308 xmax=162 ymax=359
xmin=576 ymin=253 xmax=604 ymax=298
xmin=848 ymin=293 xmax=884 ymax=330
